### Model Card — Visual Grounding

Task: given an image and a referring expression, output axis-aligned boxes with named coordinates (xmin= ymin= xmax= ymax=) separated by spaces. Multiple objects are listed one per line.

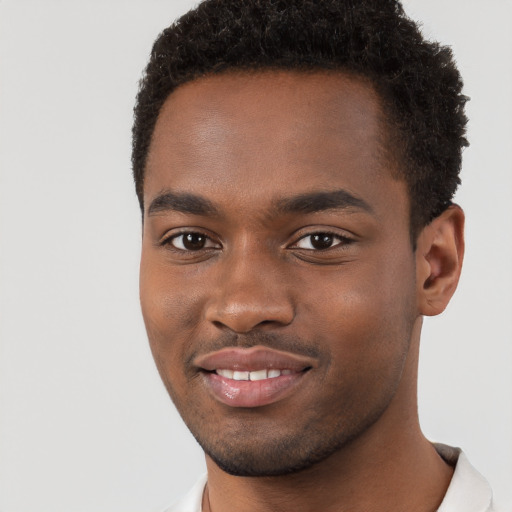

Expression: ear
xmin=415 ymin=205 xmax=465 ymax=316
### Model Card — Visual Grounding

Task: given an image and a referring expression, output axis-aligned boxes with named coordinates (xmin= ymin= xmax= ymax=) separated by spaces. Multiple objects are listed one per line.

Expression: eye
xmin=166 ymin=232 xmax=220 ymax=251
xmin=293 ymin=232 xmax=350 ymax=250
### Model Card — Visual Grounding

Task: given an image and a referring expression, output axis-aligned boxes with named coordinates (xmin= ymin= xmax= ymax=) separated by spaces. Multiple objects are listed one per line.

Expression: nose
xmin=205 ymin=248 xmax=295 ymax=333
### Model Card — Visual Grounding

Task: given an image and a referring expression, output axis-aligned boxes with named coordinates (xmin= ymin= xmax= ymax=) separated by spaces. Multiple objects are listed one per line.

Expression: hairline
xmin=139 ymin=66 xmax=416 ymax=232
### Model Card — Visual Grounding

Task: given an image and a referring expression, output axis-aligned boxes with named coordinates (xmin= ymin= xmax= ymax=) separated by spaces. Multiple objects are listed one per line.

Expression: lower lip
xmin=202 ymin=371 xmax=306 ymax=408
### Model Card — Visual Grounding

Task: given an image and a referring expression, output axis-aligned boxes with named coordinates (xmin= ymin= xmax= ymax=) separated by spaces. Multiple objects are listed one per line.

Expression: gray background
xmin=1 ymin=1 xmax=511 ymax=510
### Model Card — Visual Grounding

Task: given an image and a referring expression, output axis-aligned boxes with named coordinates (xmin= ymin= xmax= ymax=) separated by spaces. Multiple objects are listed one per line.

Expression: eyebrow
xmin=146 ymin=188 xmax=373 ymax=218
xmin=147 ymin=191 xmax=219 ymax=216
xmin=274 ymin=190 xmax=374 ymax=215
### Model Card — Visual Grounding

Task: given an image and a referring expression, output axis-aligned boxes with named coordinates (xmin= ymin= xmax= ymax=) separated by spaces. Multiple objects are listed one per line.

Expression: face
xmin=140 ymin=71 xmax=419 ymax=476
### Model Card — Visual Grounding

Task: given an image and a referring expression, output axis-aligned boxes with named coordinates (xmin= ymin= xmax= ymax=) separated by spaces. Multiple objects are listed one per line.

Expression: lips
xmin=194 ymin=346 xmax=315 ymax=408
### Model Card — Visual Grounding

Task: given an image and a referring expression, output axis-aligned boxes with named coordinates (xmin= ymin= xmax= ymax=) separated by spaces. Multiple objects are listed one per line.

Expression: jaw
xmin=202 ymin=318 xmax=437 ymax=512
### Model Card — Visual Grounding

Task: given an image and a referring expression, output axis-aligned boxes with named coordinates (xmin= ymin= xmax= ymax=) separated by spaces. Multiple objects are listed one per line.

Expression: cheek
xmin=139 ymin=255 xmax=204 ymax=365
xmin=299 ymin=252 xmax=416 ymax=367
xmin=307 ymin=274 xmax=414 ymax=421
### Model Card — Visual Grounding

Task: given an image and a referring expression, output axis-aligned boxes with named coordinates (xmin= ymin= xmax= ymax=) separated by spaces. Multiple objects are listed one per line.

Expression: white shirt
xmin=163 ymin=445 xmax=502 ymax=512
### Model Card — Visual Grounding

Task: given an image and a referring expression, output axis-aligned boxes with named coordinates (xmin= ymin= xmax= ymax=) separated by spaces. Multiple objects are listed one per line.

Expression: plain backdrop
xmin=0 ymin=1 xmax=511 ymax=511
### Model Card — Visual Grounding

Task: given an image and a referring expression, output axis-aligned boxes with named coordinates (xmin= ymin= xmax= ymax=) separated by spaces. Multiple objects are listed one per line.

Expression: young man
xmin=133 ymin=1 xmax=500 ymax=510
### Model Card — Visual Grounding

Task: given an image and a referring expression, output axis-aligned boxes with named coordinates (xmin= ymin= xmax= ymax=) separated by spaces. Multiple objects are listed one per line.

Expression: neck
xmin=203 ymin=319 xmax=454 ymax=512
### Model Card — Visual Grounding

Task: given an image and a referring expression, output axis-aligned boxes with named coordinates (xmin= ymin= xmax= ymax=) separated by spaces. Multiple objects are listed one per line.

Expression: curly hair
xmin=132 ymin=0 xmax=468 ymax=237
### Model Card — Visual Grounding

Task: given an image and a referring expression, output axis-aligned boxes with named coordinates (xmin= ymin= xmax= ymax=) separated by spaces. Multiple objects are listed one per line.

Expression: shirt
xmin=163 ymin=445 xmax=501 ymax=512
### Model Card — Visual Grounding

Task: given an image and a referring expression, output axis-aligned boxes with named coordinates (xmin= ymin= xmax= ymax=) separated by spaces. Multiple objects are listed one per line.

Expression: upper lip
xmin=194 ymin=345 xmax=317 ymax=372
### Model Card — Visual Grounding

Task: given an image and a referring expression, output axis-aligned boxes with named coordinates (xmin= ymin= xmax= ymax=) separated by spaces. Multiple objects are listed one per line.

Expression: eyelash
xmin=291 ymin=231 xmax=354 ymax=251
xmin=161 ymin=231 xmax=221 ymax=252
xmin=161 ymin=230 xmax=354 ymax=253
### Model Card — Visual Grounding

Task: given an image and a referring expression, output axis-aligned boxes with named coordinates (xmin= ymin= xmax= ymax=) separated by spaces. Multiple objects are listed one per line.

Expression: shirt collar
xmin=435 ymin=443 xmax=495 ymax=512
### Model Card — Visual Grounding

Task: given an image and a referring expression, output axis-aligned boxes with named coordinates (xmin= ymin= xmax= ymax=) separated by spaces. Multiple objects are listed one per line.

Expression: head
xmin=133 ymin=0 xmax=468 ymax=240
xmin=134 ymin=0 xmax=466 ymax=477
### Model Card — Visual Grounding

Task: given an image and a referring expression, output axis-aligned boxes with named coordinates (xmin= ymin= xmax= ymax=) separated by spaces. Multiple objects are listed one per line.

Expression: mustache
xmin=184 ymin=331 xmax=325 ymax=368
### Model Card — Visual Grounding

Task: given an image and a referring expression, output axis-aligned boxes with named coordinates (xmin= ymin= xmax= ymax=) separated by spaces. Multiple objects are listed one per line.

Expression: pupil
xmin=311 ymin=234 xmax=333 ymax=250
xmin=183 ymin=233 xmax=206 ymax=250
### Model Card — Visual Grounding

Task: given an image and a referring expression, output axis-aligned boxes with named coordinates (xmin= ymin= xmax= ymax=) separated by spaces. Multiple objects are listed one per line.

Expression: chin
xmin=203 ymin=441 xmax=335 ymax=477
xmin=189 ymin=413 xmax=378 ymax=478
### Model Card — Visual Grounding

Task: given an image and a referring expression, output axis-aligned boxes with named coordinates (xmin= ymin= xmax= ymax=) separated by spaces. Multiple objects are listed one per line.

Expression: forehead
xmin=144 ymin=71 xmax=401 ymax=215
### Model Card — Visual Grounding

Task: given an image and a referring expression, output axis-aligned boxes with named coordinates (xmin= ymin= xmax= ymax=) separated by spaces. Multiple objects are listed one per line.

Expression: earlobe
xmin=416 ymin=205 xmax=465 ymax=316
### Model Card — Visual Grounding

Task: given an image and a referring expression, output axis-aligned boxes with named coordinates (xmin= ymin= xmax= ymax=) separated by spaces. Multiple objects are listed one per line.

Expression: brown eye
xmin=184 ymin=233 xmax=206 ymax=250
xmin=170 ymin=233 xmax=213 ymax=251
xmin=295 ymin=233 xmax=344 ymax=250
xmin=310 ymin=234 xmax=334 ymax=250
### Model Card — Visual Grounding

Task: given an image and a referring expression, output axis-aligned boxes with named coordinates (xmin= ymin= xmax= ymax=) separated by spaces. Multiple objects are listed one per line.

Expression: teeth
xmin=249 ymin=369 xmax=268 ymax=381
xmin=216 ymin=369 xmax=292 ymax=380
xmin=217 ymin=369 xmax=234 ymax=379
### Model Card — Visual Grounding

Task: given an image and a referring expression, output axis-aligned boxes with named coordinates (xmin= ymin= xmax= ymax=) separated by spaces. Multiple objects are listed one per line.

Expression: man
xmin=132 ymin=1 xmax=500 ymax=511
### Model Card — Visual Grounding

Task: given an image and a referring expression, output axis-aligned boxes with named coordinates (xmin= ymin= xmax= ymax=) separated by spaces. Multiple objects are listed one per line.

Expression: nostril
xmin=206 ymin=298 xmax=295 ymax=333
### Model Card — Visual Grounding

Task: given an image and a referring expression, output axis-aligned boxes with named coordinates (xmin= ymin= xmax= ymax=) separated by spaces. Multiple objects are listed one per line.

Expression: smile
xmin=195 ymin=346 xmax=316 ymax=408
xmin=215 ymin=369 xmax=294 ymax=380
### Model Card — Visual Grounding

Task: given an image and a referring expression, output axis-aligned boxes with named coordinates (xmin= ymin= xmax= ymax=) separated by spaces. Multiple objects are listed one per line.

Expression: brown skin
xmin=140 ymin=71 xmax=465 ymax=512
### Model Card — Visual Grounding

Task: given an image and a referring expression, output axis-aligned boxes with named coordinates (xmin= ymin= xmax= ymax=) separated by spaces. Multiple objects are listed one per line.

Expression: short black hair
xmin=132 ymin=0 xmax=468 ymax=237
